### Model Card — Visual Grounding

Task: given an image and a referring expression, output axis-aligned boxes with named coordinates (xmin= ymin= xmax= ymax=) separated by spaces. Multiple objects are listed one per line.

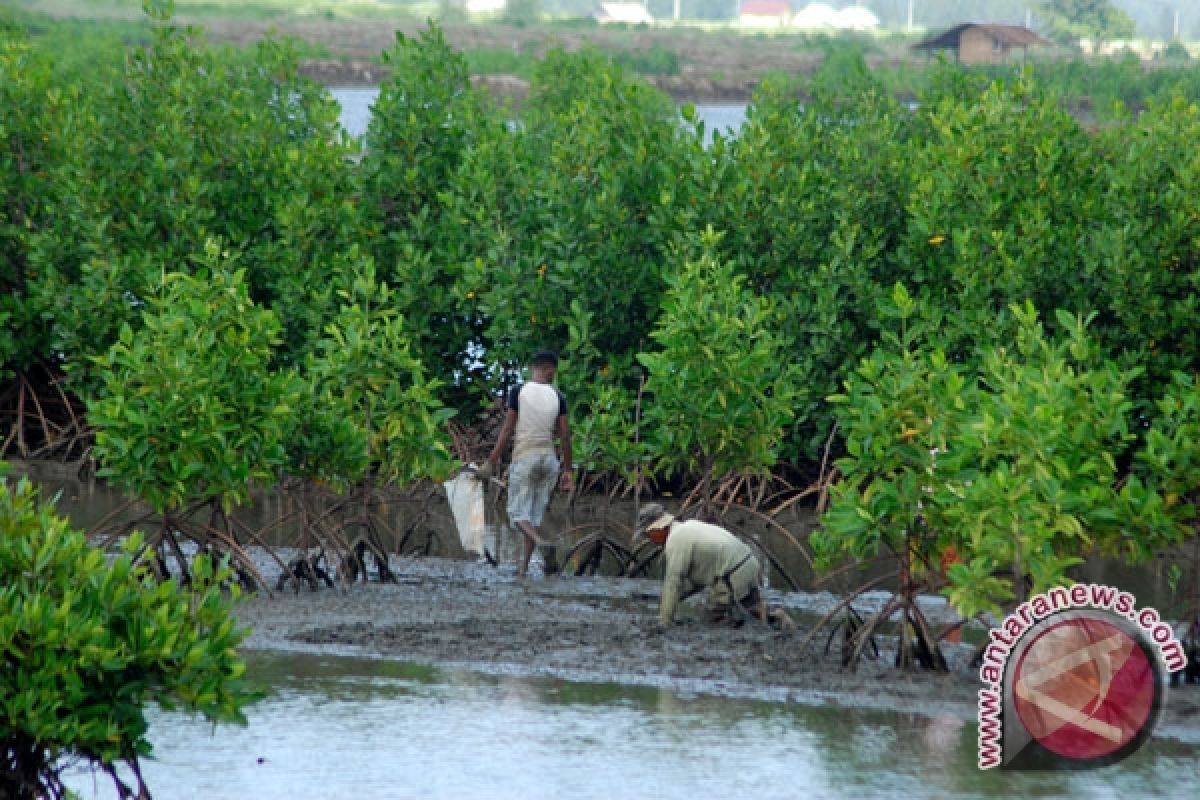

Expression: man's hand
xmin=557 ymin=468 xmax=574 ymax=492
xmin=475 ymin=461 xmax=494 ymax=482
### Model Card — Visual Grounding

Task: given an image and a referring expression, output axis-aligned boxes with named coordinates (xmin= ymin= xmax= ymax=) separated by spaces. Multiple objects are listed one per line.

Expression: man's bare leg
xmin=515 ymin=520 xmax=542 ymax=577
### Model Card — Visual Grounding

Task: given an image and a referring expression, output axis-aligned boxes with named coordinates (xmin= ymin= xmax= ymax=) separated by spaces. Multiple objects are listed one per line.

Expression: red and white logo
xmin=976 ymin=584 xmax=1184 ymax=770
xmin=1011 ymin=616 xmax=1156 ymax=762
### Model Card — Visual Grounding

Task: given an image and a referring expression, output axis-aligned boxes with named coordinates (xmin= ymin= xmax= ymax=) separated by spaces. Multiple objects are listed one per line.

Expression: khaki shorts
xmin=506 ymin=453 xmax=559 ymax=527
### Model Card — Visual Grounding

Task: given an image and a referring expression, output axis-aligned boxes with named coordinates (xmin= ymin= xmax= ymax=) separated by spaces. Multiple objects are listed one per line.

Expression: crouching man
xmin=635 ymin=503 xmax=766 ymax=628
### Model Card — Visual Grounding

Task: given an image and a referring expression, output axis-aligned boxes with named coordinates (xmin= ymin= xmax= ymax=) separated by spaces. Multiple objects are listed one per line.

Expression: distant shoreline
xmin=299 ymin=60 xmax=761 ymax=104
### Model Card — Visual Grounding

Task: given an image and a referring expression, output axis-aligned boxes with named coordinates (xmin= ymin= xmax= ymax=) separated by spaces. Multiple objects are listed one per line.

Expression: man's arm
xmin=556 ymin=413 xmax=573 ymax=491
xmin=487 ymin=409 xmax=517 ymax=468
xmin=659 ymin=549 xmax=684 ymax=625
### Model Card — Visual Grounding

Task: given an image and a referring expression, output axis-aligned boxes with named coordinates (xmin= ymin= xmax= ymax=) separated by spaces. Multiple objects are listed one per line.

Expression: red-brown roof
xmin=913 ymin=23 xmax=1048 ymax=51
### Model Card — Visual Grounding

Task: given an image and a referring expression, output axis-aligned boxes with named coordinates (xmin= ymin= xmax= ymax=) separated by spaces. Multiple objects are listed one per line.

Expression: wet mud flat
xmin=232 ymin=556 xmax=1200 ymax=738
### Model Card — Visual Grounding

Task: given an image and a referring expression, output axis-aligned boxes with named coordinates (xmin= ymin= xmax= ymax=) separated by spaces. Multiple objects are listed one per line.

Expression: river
xmin=62 ymin=650 xmax=1200 ymax=800
xmin=330 ymin=87 xmax=747 ymax=140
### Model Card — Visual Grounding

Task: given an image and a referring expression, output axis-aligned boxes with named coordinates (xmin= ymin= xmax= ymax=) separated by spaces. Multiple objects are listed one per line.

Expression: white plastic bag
xmin=443 ymin=468 xmax=488 ymax=558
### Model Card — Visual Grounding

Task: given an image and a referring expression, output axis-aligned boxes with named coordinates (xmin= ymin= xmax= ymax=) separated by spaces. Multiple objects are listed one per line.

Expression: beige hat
xmin=634 ymin=503 xmax=674 ymax=538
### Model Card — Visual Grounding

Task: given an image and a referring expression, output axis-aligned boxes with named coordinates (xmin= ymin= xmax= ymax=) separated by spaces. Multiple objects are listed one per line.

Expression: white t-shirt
xmin=507 ymin=381 xmax=566 ymax=462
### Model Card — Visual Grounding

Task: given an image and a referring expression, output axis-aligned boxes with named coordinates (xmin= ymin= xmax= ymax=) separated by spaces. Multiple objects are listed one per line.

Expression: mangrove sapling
xmin=0 ymin=468 xmax=256 ymax=800
xmin=815 ymin=289 xmax=1198 ymax=670
xmin=289 ymin=261 xmax=456 ymax=585
xmin=87 ymin=260 xmax=300 ymax=591
xmin=638 ymin=232 xmax=798 ymax=521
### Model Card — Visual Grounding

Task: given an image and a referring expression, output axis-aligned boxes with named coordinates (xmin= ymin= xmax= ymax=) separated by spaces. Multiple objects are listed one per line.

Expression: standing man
xmin=479 ymin=351 xmax=573 ymax=577
xmin=634 ymin=503 xmax=766 ymax=627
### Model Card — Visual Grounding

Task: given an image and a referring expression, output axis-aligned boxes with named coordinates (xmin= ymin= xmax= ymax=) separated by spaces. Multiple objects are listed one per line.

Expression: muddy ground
xmin=233 ymin=554 xmax=1200 ymax=741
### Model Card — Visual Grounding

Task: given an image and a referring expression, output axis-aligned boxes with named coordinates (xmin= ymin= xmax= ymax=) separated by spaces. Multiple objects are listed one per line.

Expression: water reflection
xmin=329 ymin=87 xmax=747 ymax=143
xmin=64 ymin=651 xmax=1200 ymax=800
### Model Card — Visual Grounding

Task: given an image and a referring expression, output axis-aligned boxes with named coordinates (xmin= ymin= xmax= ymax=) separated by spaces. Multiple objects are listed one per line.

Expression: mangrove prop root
xmin=794 ymin=569 xmax=900 ymax=658
xmin=823 ymin=606 xmax=880 ymax=665
xmin=277 ymin=550 xmax=335 ymax=592
xmin=847 ymin=594 xmax=902 ymax=671
xmin=0 ymin=366 xmax=89 ymax=460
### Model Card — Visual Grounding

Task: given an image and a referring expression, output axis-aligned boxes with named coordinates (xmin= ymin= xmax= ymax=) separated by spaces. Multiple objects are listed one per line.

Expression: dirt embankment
xmin=233 ymin=555 xmax=1200 ymax=740
xmin=297 ymin=62 xmax=765 ymax=104
xmin=197 ymin=18 xmax=830 ymax=102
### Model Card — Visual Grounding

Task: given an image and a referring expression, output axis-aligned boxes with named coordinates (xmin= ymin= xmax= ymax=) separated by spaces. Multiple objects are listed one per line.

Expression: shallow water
xmin=329 ymin=86 xmax=747 ymax=141
xmin=63 ymin=650 xmax=1200 ymax=800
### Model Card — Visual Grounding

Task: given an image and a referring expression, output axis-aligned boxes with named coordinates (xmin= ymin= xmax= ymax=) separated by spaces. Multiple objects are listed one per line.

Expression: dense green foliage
xmin=813 ymin=290 xmax=1197 ymax=618
xmin=35 ymin=16 xmax=358 ymax=389
xmin=0 ymin=469 xmax=254 ymax=800
xmin=0 ymin=36 xmax=70 ymax=376
xmin=1038 ymin=0 xmax=1136 ymax=45
xmin=708 ymin=57 xmax=911 ymax=458
xmin=0 ymin=10 xmax=1198 ymax=619
xmin=87 ymin=261 xmax=299 ymax=515
xmin=639 ymin=233 xmax=797 ymax=489
xmin=298 ymin=262 xmax=457 ymax=487
xmin=359 ymin=25 xmax=502 ymax=407
xmin=457 ymin=46 xmax=702 ymax=413
xmin=899 ymin=69 xmax=1100 ymax=358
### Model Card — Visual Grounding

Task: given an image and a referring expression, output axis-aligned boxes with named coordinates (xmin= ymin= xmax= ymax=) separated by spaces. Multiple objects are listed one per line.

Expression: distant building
xmin=466 ymin=0 xmax=506 ymax=13
xmin=738 ymin=0 xmax=793 ymax=28
xmin=792 ymin=3 xmax=879 ymax=31
xmin=791 ymin=2 xmax=838 ymax=29
xmin=835 ymin=6 xmax=879 ymax=31
xmin=912 ymin=24 xmax=1048 ymax=66
xmin=595 ymin=2 xmax=654 ymax=24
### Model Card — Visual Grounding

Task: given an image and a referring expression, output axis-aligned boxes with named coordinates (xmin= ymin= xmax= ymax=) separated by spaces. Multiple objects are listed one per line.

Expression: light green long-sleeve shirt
xmin=658 ymin=520 xmax=756 ymax=624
